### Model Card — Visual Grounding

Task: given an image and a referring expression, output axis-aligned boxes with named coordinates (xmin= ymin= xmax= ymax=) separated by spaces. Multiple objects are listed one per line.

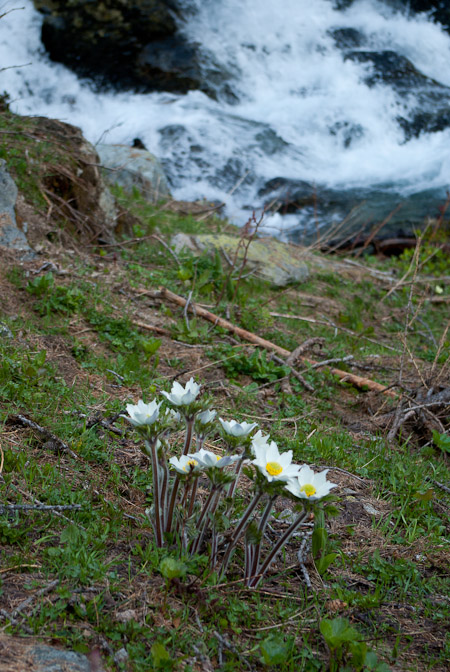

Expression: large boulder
xmin=171 ymin=232 xmax=310 ymax=287
xmin=0 ymin=635 xmax=103 ymax=672
xmin=0 ymin=160 xmax=31 ymax=252
xmin=30 ymin=117 xmax=119 ymax=241
xmin=258 ymin=177 xmax=445 ymax=244
xmin=32 ymin=1 xmax=203 ymax=93
xmin=97 ymin=144 xmax=171 ymax=202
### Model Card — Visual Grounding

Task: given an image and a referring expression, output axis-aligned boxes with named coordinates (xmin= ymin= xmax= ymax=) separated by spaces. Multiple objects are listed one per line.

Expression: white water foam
xmin=1 ymin=0 xmax=450 ymax=234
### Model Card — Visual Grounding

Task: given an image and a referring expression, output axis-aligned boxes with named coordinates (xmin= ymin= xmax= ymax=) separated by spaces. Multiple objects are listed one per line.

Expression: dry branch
xmin=159 ymin=287 xmax=397 ymax=398
xmin=11 ymin=414 xmax=79 ymax=459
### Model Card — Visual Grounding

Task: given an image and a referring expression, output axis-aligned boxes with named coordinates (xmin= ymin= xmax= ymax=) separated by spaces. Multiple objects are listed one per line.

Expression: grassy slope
xmin=0 ymin=109 xmax=449 ymax=671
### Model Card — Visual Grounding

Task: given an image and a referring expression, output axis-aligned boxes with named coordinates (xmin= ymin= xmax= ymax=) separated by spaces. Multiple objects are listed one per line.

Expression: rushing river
xmin=1 ymin=0 xmax=450 ymax=239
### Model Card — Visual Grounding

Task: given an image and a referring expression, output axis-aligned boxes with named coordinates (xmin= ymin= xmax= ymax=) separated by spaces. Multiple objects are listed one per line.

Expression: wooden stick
xmin=132 ymin=320 xmax=170 ymax=336
xmin=159 ymin=287 xmax=397 ymax=398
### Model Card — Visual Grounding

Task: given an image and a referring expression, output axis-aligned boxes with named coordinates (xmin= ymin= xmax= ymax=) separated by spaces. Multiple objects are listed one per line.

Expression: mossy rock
xmin=171 ymin=232 xmax=310 ymax=287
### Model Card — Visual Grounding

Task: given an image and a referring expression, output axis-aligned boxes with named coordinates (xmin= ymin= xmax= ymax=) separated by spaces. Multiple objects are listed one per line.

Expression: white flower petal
xmin=162 ymin=378 xmax=201 ymax=406
xmin=122 ymin=399 xmax=161 ymax=426
xmin=285 ymin=466 xmax=337 ymax=501
xmin=169 ymin=455 xmax=201 ymax=474
xmin=219 ymin=418 xmax=258 ymax=437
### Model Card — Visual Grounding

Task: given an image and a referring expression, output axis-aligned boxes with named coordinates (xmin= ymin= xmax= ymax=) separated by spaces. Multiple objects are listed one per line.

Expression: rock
xmin=0 ymin=322 xmax=13 ymax=339
xmin=362 ymin=502 xmax=381 ymax=517
xmin=343 ymin=50 xmax=446 ymax=90
xmin=0 ymin=160 xmax=31 ymax=252
xmin=114 ymin=647 xmax=129 ymax=665
xmin=33 ymin=1 xmax=204 ymax=94
xmin=400 ymin=1 xmax=450 ymax=33
xmin=97 ymin=144 xmax=171 ymax=202
xmin=329 ymin=27 xmax=366 ymax=49
xmin=258 ymin=177 xmax=445 ymax=244
xmin=0 ymin=635 xmax=103 ymax=672
xmin=171 ymin=232 xmax=310 ymax=287
xmin=31 ymin=117 xmax=119 ymax=241
xmin=116 ymin=609 xmax=138 ymax=623
xmin=136 ymin=36 xmax=203 ymax=93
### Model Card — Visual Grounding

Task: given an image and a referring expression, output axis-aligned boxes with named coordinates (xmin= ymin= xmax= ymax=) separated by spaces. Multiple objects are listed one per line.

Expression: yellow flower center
xmin=266 ymin=461 xmax=283 ymax=476
xmin=300 ymin=483 xmax=316 ymax=497
xmin=183 ymin=459 xmax=197 ymax=472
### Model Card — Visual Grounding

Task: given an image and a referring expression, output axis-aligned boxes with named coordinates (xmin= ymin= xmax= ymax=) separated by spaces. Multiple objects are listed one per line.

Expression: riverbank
xmin=0 ymin=108 xmax=449 ymax=671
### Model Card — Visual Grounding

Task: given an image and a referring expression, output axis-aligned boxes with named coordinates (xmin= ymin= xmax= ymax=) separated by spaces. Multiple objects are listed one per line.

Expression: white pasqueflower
xmin=219 ymin=418 xmax=258 ymax=437
xmin=161 ymin=377 xmax=201 ymax=406
xmin=166 ymin=408 xmax=182 ymax=422
xmin=189 ymin=448 xmax=240 ymax=469
xmin=284 ymin=465 xmax=337 ymax=501
xmin=169 ymin=455 xmax=202 ymax=474
xmin=197 ymin=409 xmax=217 ymax=424
xmin=121 ymin=399 xmax=162 ymax=427
xmin=251 ymin=430 xmax=271 ymax=455
xmin=252 ymin=440 xmax=301 ymax=482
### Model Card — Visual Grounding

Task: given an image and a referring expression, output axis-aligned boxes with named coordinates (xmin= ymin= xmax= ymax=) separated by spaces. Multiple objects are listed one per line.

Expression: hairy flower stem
xmin=182 ymin=418 xmax=195 ymax=455
xmin=190 ymin=486 xmax=219 ymax=555
xmin=165 ymin=418 xmax=195 ymax=535
xmin=245 ymin=541 xmax=254 ymax=582
xmin=180 ymin=482 xmax=190 ymax=509
xmin=248 ymin=509 xmax=308 ymax=588
xmin=146 ymin=439 xmax=163 ymax=547
xmin=159 ymin=454 xmax=169 ymax=531
xmin=226 ymin=455 xmax=245 ymax=500
xmin=247 ymin=495 xmax=277 ymax=585
xmin=187 ymin=476 xmax=199 ymax=519
xmin=220 ymin=491 xmax=263 ymax=578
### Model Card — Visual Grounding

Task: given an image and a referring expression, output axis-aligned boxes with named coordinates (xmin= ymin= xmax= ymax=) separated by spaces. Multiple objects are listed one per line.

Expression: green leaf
xmin=151 ymin=642 xmax=171 ymax=667
xmin=159 ymin=556 xmax=187 ymax=580
xmin=260 ymin=635 xmax=291 ymax=666
xmin=60 ymin=524 xmax=85 ymax=545
xmin=317 ymin=552 xmax=338 ymax=575
xmin=432 ymin=429 xmax=450 ymax=453
xmin=141 ymin=338 xmax=161 ymax=357
xmin=312 ymin=526 xmax=327 ymax=558
xmin=414 ymin=488 xmax=434 ymax=502
xmin=320 ymin=618 xmax=359 ymax=650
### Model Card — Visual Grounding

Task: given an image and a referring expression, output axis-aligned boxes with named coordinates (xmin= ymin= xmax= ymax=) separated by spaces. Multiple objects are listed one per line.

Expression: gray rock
xmin=171 ymin=232 xmax=310 ymax=287
xmin=0 ymin=322 xmax=13 ymax=339
xmin=97 ymin=144 xmax=171 ymax=203
xmin=0 ymin=160 xmax=31 ymax=251
xmin=114 ymin=647 xmax=129 ymax=665
xmin=29 ymin=644 xmax=97 ymax=671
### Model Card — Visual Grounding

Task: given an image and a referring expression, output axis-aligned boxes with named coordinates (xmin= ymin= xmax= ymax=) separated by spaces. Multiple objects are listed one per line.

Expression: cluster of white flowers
xmin=122 ymin=377 xmax=338 ymax=587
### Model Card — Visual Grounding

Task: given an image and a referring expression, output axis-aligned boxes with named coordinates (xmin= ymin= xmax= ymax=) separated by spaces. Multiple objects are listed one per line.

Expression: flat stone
xmin=0 ymin=636 xmax=103 ymax=672
xmin=30 ymin=645 xmax=93 ymax=672
xmin=97 ymin=144 xmax=171 ymax=203
xmin=171 ymin=232 xmax=310 ymax=287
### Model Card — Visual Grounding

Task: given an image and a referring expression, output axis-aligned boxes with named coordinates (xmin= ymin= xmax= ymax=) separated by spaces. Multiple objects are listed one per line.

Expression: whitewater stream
xmin=1 ymin=0 xmax=450 ymax=239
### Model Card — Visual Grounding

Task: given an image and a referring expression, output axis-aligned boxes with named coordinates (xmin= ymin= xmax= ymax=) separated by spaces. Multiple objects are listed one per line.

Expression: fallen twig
xmin=12 ymin=579 xmax=59 ymax=618
xmin=270 ymin=353 xmax=314 ymax=392
xmin=159 ymin=287 xmax=397 ymax=398
xmin=0 ymin=503 xmax=82 ymax=513
xmin=11 ymin=415 xmax=79 ymax=459
xmin=428 ymin=479 xmax=450 ymax=495
xmin=132 ymin=320 xmax=170 ymax=336
xmin=310 ymin=355 xmax=354 ymax=369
